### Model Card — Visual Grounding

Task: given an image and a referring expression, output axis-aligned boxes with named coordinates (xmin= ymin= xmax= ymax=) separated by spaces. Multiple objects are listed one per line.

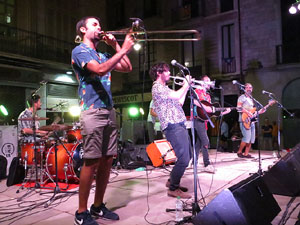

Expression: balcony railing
xmin=0 ymin=23 xmax=75 ymax=64
xmin=222 ymin=57 xmax=236 ymax=74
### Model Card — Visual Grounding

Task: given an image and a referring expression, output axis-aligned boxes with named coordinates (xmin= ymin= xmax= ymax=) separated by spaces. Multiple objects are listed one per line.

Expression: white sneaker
xmin=201 ymin=165 xmax=216 ymax=174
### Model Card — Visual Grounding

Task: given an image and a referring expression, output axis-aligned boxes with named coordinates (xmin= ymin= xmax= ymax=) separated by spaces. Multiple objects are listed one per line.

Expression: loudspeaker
xmin=263 ymin=145 xmax=300 ymax=196
xmin=119 ymin=142 xmax=151 ymax=169
xmin=146 ymin=139 xmax=176 ymax=167
xmin=6 ymin=157 xmax=25 ymax=187
xmin=193 ymin=174 xmax=281 ymax=225
xmin=0 ymin=155 xmax=7 ymax=180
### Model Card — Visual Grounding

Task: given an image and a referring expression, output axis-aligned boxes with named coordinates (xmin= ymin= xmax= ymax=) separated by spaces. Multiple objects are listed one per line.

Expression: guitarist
xmin=236 ymin=83 xmax=266 ymax=158
xmin=193 ymin=75 xmax=231 ymax=173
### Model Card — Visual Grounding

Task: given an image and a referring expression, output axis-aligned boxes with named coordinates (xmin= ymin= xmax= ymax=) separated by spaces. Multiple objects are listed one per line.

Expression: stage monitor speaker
xmin=146 ymin=139 xmax=176 ymax=167
xmin=263 ymin=145 xmax=300 ymax=196
xmin=193 ymin=174 xmax=281 ymax=225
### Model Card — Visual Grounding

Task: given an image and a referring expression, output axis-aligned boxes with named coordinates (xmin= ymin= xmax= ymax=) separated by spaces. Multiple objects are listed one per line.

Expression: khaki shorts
xmin=80 ymin=108 xmax=118 ymax=159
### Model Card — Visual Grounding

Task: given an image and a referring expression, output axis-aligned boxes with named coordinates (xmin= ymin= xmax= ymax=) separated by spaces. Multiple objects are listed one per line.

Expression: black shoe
xmin=166 ymin=180 xmax=188 ymax=192
xmin=237 ymin=153 xmax=245 ymax=158
xmin=74 ymin=210 xmax=98 ymax=225
xmin=244 ymin=154 xmax=253 ymax=158
xmin=90 ymin=203 xmax=119 ymax=220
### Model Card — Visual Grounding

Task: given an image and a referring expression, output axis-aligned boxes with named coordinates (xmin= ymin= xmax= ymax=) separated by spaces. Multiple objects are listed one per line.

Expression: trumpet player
xmin=72 ymin=16 xmax=134 ymax=225
xmin=150 ymin=62 xmax=192 ymax=199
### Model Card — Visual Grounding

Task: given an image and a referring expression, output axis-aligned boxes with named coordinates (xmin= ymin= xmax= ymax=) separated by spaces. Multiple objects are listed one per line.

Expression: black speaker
xmin=263 ymin=146 xmax=300 ymax=196
xmin=193 ymin=174 xmax=281 ymax=225
xmin=119 ymin=143 xmax=152 ymax=169
xmin=6 ymin=157 xmax=25 ymax=187
xmin=0 ymin=155 xmax=7 ymax=180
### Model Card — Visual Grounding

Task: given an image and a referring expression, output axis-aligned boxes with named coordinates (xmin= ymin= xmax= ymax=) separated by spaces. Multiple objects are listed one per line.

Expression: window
xmin=0 ymin=0 xmax=15 ymax=25
xmin=220 ymin=0 xmax=234 ymax=13
xmin=182 ymin=32 xmax=202 ymax=77
xmin=221 ymin=24 xmax=236 ymax=73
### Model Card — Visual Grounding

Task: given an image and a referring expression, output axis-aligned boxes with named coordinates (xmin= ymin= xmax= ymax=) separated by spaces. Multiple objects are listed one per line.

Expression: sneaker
xmin=166 ymin=180 xmax=188 ymax=192
xmin=74 ymin=210 xmax=98 ymax=225
xmin=167 ymin=188 xmax=192 ymax=199
xmin=243 ymin=154 xmax=253 ymax=158
xmin=90 ymin=203 xmax=119 ymax=220
xmin=201 ymin=165 xmax=216 ymax=174
xmin=237 ymin=153 xmax=245 ymax=158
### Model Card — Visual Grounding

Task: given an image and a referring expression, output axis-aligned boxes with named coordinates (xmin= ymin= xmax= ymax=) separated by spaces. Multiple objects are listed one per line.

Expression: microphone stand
xmin=264 ymin=94 xmax=294 ymax=158
xmin=171 ymin=69 xmax=214 ymax=222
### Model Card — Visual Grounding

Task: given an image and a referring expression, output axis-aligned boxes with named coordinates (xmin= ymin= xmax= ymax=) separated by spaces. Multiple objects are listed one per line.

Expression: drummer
xmin=18 ymin=93 xmax=48 ymax=144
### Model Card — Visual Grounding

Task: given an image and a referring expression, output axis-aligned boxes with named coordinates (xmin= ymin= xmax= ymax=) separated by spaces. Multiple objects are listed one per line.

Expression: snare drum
xmin=21 ymin=142 xmax=45 ymax=165
xmin=46 ymin=143 xmax=83 ymax=181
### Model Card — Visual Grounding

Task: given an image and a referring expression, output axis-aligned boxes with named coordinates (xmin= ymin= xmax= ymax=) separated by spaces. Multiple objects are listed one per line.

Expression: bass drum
xmin=46 ymin=143 xmax=84 ymax=181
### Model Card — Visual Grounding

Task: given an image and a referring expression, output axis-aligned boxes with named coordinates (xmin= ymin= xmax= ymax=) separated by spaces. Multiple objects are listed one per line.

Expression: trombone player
xmin=72 ymin=16 xmax=134 ymax=225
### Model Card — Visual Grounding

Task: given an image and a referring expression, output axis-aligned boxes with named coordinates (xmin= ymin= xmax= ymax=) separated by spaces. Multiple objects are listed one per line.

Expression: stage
xmin=0 ymin=150 xmax=299 ymax=225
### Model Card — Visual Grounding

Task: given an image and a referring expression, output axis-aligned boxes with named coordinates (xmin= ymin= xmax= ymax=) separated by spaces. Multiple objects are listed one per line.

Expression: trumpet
xmin=169 ymin=76 xmax=215 ymax=89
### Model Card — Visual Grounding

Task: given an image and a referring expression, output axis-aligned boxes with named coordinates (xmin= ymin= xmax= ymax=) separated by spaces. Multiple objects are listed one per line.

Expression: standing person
xmin=219 ymin=119 xmax=229 ymax=151
xmin=193 ymin=75 xmax=230 ymax=173
xmin=261 ymin=118 xmax=273 ymax=150
xmin=150 ymin=62 xmax=192 ymax=199
xmin=72 ymin=16 xmax=134 ymax=225
xmin=18 ymin=94 xmax=48 ymax=143
xmin=147 ymin=100 xmax=160 ymax=143
xmin=271 ymin=120 xmax=279 ymax=150
xmin=236 ymin=83 xmax=266 ymax=158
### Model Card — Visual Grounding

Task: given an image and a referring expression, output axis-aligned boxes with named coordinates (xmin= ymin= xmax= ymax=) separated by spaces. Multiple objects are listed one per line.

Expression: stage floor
xmin=0 ymin=150 xmax=299 ymax=225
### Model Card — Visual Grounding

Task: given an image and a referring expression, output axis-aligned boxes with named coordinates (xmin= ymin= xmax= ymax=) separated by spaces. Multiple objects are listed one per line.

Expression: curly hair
xmin=149 ymin=62 xmax=170 ymax=81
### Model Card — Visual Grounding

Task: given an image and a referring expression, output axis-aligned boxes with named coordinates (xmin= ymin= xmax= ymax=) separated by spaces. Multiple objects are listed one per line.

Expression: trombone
xmin=75 ymin=29 xmax=201 ymax=43
xmin=101 ymin=29 xmax=201 ymax=42
xmin=169 ymin=76 xmax=215 ymax=89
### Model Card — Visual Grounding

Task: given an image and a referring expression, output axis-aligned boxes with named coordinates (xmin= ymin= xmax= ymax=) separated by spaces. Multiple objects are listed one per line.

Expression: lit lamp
xmin=289 ymin=0 xmax=300 ymax=14
xmin=0 ymin=105 xmax=8 ymax=116
xmin=128 ymin=106 xmax=139 ymax=118
xmin=69 ymin=105 xmax=81 ymax=119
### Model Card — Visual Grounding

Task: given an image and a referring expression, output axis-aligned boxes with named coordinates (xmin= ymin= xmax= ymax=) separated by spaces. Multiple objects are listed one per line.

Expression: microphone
xmin=171 ymin=60 xmax=188 ymax=71
xmin=262 ymin=90 xmax=274 ymax=95
xmin=232 ymin=80 xmax=245 ymax=87
xmin=40 ymin=80 xmax=48 ymax=85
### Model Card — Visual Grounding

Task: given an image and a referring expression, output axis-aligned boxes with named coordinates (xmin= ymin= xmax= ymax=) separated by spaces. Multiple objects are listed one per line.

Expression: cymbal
xmin=39 ymin=124 xmax=73 ymax=131
xmin=19 ymin=117 xmax=49 ymax=121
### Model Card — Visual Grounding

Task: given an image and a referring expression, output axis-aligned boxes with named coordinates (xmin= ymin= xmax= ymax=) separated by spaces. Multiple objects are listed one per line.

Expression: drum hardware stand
xmin=43 ymin=130 xmax=77 ymax=208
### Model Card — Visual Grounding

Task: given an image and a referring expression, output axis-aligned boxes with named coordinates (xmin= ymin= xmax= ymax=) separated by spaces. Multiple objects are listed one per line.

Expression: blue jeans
xmin=164 ymin=122 xmax=191 ymax=191
xmin=194 ymin=119 xmax=210 ymax=167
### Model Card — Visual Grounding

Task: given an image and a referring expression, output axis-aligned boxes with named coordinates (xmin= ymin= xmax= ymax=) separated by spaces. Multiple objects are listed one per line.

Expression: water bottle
xmin=175 ymin=196 xmax=183 ymax=222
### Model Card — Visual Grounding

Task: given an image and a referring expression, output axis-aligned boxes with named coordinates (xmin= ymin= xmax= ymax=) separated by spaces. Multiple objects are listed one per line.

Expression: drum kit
xmin=19 ymin=117 xmax=84 ymax=187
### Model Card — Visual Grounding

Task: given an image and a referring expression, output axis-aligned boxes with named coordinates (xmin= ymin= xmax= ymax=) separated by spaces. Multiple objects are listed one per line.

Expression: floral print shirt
xmin=152 ymin=81 xmax=186 ymax=131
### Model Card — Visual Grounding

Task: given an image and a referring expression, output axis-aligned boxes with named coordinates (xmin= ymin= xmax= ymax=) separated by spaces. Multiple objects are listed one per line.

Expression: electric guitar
xmin=196 ymin=100 xmax=241 ymax=121
xmin=241 ymin=100 xmax=276 ymax=130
